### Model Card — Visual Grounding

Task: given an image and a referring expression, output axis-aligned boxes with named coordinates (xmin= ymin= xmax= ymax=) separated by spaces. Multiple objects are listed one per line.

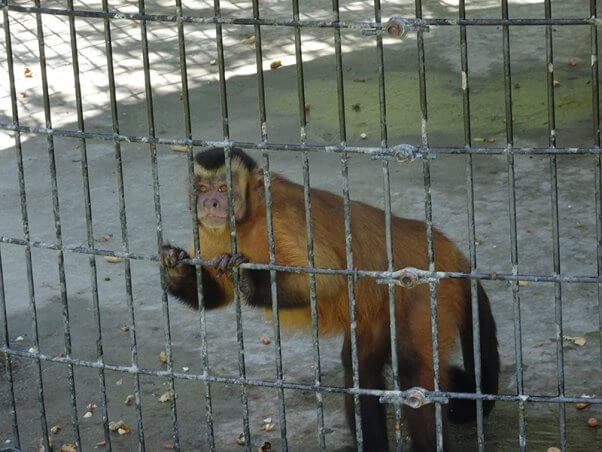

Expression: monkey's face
xmin=195 ymin=173 xmax=247 ymax=229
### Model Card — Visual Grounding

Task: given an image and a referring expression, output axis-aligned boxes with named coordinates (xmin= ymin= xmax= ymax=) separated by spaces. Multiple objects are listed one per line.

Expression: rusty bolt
xmin=398 ymin=269 xmax=419 ymax=288
xmin=405 ymin=388 xmax=428 ymax=409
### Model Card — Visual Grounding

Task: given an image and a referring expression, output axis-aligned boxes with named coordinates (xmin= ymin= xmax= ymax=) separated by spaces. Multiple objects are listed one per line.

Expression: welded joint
xmin=371 ymin=144 xmax=432 ymax=162
xmin=361 ymin=17 xmax=429 ymax=38
xmin=376 ymin=267 xmax=439 ymax=287
xmin=379 ymin=387 xmax=448 ymax=408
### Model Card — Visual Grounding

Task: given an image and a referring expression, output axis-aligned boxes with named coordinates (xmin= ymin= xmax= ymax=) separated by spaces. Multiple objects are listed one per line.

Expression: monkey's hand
xmin=159 ymin=244 xmax=192 ymax=283
xmin=213 ymin=253 xmax=249 ymax=278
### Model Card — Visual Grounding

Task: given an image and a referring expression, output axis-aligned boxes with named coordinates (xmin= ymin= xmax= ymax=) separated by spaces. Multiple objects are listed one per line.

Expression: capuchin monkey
xmin=160 ymin=147 xmax=499 ymax=451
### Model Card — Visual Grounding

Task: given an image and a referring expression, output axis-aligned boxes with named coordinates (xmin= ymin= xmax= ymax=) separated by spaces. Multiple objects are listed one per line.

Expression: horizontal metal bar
xmin=0 ymin=3 xmax=599 ymax=28
xmin=3 ymin=346 xmax=602 ymax=406
xmin=3 ymin=235 xmax=602 ymax=284
xmin=1 ymin=123 xmax=601 ymax=157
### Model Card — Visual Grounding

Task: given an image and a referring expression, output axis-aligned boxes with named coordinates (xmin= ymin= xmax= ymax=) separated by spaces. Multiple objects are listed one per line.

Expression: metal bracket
xmin=362 ymin=17 xmax=430 ymax=38
xmin=375 ymin=266 xmax=439 ymax=287
xmin=379 ymin=387 xmax=449 ymax=408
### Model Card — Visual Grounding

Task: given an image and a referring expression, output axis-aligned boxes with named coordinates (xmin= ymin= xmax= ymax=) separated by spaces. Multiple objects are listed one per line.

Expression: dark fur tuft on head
xmin=194 ymin=147 xmax=257 ymax=171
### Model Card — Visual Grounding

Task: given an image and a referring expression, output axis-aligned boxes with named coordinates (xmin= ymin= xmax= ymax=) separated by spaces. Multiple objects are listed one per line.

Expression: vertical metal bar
xmin=173 ymin=1 xmax=216 ymax=449
xmin=302 ymin=155 xmax=326 ymax=450
xmin=136 ymin=1 xmax=181 ymax=448
xmin=292 ymin=2 xmax=325 ymax=447
xmin=32 ymin=0 xmax=81 ymax=447
xmin=261 ymin=154 xmax=288 ymax=451
xmin=371 ymin=1 xmax=402 ymax=450
xmin=66 ymin=0 xmax=112 ymax=448
xmin=590 ymin=0 xmax=602 ymax=367
xmin=250 ymin=3 xmax=288 ymax=447
xmin=213 ymin=0 xmax=251 ymax=446
xmin=414 ymin=1 xmax=443 ymax=450
xmin=459 ymin=2 xmax=484 ymax=450
xmin=2 ymin=6 xmax=49 ymax=448
xmin=501 ymin=1 xmax=527 ymax=449
xmin=331 ymin=1 xmax=362 ymax=449
xmin=101 ymin=1 xmax=146 ymax=448
xmin=0 ymin=248 xmax=20 ymax=448
xmin=544 ymin=2 xmax=567 ymax=450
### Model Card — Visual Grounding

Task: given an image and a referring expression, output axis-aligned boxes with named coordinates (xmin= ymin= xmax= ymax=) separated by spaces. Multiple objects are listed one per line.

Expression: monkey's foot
xmin=159 ymin=244 xmax=190 ymax=269
xmin=214 ymin=253 xmax=248 ymax=277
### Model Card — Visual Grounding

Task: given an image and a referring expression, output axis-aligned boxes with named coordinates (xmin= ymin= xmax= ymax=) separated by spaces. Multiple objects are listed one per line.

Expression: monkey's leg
xmin=398 ymin=360 xmax=450 ymax=452
xmin=341 ymin=333 xmax=389 ymax=451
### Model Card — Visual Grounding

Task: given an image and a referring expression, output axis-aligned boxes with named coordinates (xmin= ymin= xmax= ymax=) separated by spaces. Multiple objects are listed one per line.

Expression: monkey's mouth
xmin=200 ymin=214 xmax=228 ymax=227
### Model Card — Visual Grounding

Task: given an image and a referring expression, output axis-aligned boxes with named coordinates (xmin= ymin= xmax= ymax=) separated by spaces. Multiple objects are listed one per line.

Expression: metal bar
xmin=5 ymin=345 xmax=601 ymax=406
xmin=3 ymin=2 xmax=51 ymax=448
xmin=0 ymin=247 xmax=20 ymax=449
xmin=544 ymin=1 xmax=567 ymax=449
xmin=173 ymin=0 xmax=216 ymax=447
xmin=331 ymin=0 xmax=363 ymax=449
xmin=136 ymin=0 xmax=181 ymax=448
xmin=6 ymin=122 xmax=602 ymax=157
xmin=66 ymin=0 xmax=112 ymax=447
xmin=33 ymin=0 xmax=82 ymax=445
xmin=501 ymin=0 xmax=527 ymax=448
xmin=9 ymin=234 xmax=602 ymax=284
xmin=1 ymin=3 xmax=601 ymax=28
xmin=101 ymin=0 xmax=146 ymax=447
xmin=591 ymin=0 xmax=602 ymax=367
xmin=414 ymin=0 xmax=443 ymax=449
xmin=213 ymin=0 xmax=251 ymax=440
xmin=459 ymin=2 xmax=484 ymax=450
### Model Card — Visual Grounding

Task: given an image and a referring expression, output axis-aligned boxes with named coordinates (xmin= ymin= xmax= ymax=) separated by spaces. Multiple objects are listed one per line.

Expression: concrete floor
xmin=1 ymin=0 xmax=602 ymax=450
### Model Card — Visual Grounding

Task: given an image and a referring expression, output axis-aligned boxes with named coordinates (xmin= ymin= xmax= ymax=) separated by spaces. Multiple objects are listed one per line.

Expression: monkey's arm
xmin=160 ymin=245 xmax=230 ymax=310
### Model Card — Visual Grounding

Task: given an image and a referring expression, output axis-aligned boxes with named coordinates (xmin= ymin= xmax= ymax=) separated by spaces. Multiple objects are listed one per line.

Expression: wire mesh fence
xmin=1 ymin=1 xmax=602 ymax=451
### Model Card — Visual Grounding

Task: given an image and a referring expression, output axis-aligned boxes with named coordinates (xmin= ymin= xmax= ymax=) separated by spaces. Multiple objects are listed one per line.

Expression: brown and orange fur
xmin=160 ymin=148 xmax=500 ymax=451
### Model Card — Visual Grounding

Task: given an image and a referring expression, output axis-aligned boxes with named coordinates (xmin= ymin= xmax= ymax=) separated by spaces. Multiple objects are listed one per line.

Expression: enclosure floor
xmin=1 ymin=0 xmax=602 ymax=451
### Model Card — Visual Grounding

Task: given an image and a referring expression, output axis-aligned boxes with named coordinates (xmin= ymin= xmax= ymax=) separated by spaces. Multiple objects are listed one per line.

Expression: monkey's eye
xmin=218 ymin=185 xmax=227 ymax=193
xmin=198 ymin=185 xmax=208 ymax=193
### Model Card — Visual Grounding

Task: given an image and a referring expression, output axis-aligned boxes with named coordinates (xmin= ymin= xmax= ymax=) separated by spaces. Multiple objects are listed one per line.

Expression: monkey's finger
xmin=228 ymin=254 xmax=248 ymax=269
xmin=215 ymin=254 xmax=231 ymax=275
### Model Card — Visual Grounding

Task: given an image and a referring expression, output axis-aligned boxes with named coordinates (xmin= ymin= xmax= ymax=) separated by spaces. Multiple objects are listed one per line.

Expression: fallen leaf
xmin=19 ymin=91 xmax=28 ymax=98
xmin=115 ymin=379 xmax=123 ymax=386
xmin=547 ymin=448 xmax=561 ymax=452
xmin=235 ymin=433 xmax=245 ymax=445
xmin=117 ymin=427 xmax=130 ymax=435
xmin=527 ymin=227 xmax=535 ymax=233
xmin=159 ymin=351 xmax=168 ymax=364
xmin=352 ymin=103 xmax=361 ymax=112
xmin=568 ymin=57 xmax=577 ymax=66
xmin=163 ymin=445 xmax=176 ymax=450
xmin=393 ymin=421 xmax=401 ymax=430
xmin=304 ymin=103 xmax=311 ymax=111
xmin=158 ymin=391 xmax=171 ymax=403
xmin=563 ymin=335 xmax=586 ymax=346
xmin=124 ymin=394 xmax=135 ymax=406
xmin=514 ymin=83 xmax=521 ymax=89
xmin=86 ymin=402 xmax=97 ymax=410
xmin=24 ymin=67 xmax=33 ymax=77
xmin=518 ymin=281 xmax=529 ymax=287
xmin=104 ymin=256 xmax=123 ymax=264
xmin=258 ymin=442 xmax=272 ymax=452
xmin=575 ymin=401 xmax=591 ymax=410
xmin=50 ymin=425 xmax=61 ymax=434
xmin=262 ymin=417 xmax=272 ymax=424
xmin=553 ymin=80 xmax=561 ymax=88
xmin=109 ymin=420 xmax=126 ymax=431
xmin=83 ymin=411 xmax=93 ymax=418
xmin=270 ymin=60 xmax=282 ymax=70
xmin=120 ymin=324 xmax=129 ymax=332
xmin=576 ymin=220 xmax=585 ymax=228
xmin=260 ymin=336 xmax=271 ymax=345
xmin=61 ymin=445 xmax=77 ymax=452
xmin=587 ymin=417 xmax=599 ymax=427
xmin=260 ymin=423 xmax=276 ymax=432
xmin=95 ymin=234 xmax=112 ymax=242
xmin=210 ymin=59 xmax=217 ymax=65
xmin=169 ymin=144 xmax=188 ymax=152
xmin=15 ymin=336 xmax=24 ymax=342
xmin=241 ymin=36 xmax=256 ymax=45
xmin=360 ymin=133 xmax=367 ymax=140
xmin=95 ymin=441 xmax=106 ymax=448
xmin=182 ymin=367 xmax=190 ymax=372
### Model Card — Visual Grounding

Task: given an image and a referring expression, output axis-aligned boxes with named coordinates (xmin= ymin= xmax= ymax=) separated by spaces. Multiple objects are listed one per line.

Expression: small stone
xmin=50 ymin=425 xmax=61 ymax=434
xmin=169 ymin=144 xmax=188 ymax=152
xmin=83 ymin=411 xmax=93 ymax=418
xmin=518 ymin=281 xmax=529 ymax=287
xmin=587 ymin=417 xmax=598 ymax=428
xmin=241 ymin=36 xmax=256 ymax=45
xmin=158 ymin=391 xmax=171 ymax=403
xmin=120 ymin=324 xmax=129 ymax=332
xmin=159 ymin=351 xmax=168 ymax=364
xmin=115 ymin=378 xmax=123 ymax=386
xmin=553 ymin=80 xmax=561 ymax=88
xmin=527 ymin=227 xmax=535 ymax=233
xmin=210 ymin=59 xmax=217 ymax=65
xmin=568 ymin=57 xmax=577 ymax=66
xmin=360 ymin=133 xmax=367 ymax=140
xmin=124 ymin=394 xmax=135 ymax=406
xmin=182 ymin=367 xmax=190 ymax=372
xmin=270 ymin=60 xmax=282 ymax=70
xmin=260 ymin=336 xmax=271 ymax=345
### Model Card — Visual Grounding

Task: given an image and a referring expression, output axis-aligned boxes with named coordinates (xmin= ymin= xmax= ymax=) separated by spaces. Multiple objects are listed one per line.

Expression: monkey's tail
xmin=448 ymin=282 xmax=500 ymax=424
